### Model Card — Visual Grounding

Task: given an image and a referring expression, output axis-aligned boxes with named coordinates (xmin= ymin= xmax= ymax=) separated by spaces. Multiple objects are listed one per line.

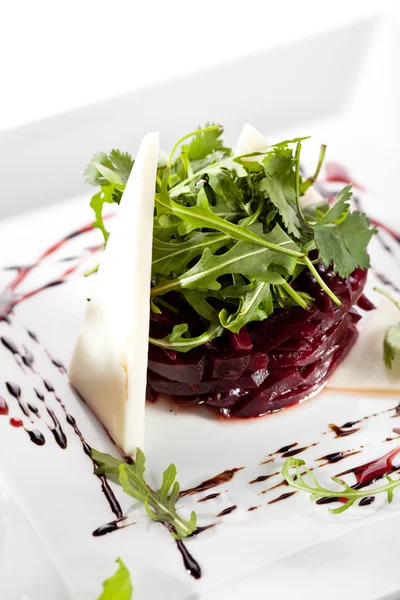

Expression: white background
xmin=0 ymin=0 xmax=396 ymax=133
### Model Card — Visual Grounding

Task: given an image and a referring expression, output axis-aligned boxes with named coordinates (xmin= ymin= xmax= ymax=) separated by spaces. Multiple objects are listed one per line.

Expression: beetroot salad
xmin=85 ymin=124 xmax=377 ymax=418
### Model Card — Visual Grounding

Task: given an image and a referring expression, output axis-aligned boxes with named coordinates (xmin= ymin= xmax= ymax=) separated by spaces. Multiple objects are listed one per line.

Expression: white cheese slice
xmin=236 ymin=123 xmax=267 ymax=156
xmin=69 ymin=132 xmax=159 ymax=456
xmin=300 ymin=185 xmax=325 ymax=209
xmin=327 ymin=300 xmax=400 ymax=392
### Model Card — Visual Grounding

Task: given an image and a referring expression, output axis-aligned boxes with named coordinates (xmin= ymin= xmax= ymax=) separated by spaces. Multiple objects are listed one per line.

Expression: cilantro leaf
xmin=316 ymin=184 xmax=352 ymax=224
xmin=314 ymin=209 xmax=376 ymax=278
xmin=313 ymin=185 xmax=377 ymax=278
xmin=92 ymin=448 xmax=197 ymax=539
xmin=184 ymin=124 xmax=225 ymax=160
xmin=85 ymin=152 xmax=114 ymax=186
xmin=97 ymin=558 xmax=133 ymax=600
xmin=108 ymin=150 xmax=134 ymax=183
xmin=85 ymin=150 xmax=133 ymax=186
xmin=260 ymin=147 xmax=301 ymax=238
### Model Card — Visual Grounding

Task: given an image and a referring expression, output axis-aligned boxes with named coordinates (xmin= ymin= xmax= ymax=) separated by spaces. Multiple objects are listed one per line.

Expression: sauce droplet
xmin=329 ymin=423 xmax=361 ymax=438
xmin=216 ymin=505 xmax=237 ymax=517
xmin=268 ymin=491 xmax=296 ymax=504
xmin=176 ymin=540 xmax=202 ymax=579
xmin=180 ymin=467 xmax=244 ymax=497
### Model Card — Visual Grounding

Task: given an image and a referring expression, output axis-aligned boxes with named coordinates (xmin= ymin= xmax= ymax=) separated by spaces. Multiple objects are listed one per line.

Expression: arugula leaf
xmin=152 ymin=233 xmax=229 ymax=276
xmin=90 ymin=186 xmax=115 ymax=245
xmin=208 ymin=171 xmax=247 ymax=219
xmin=97 ymin=558 xmax=133 ymax=600
xmin=156 ymin=183 xmax=303 ymax=259
xmin=313 ymin=185 xmax=377 ymax=278
xmin=260 ymin=147 xmax=301 ymax=238
xmin=153 ymin=243 xmax=287 ymax=296
xmin=169 ymin=156 xmax=247 ymax=200
xmin=149 ymin=322 xmax=224 ymax=352
xmin=180 ymin=289 xmax=222 ymax=323
xmin=282 ymin=457 xmax=400 ymax=514
xmin=374 ymin=287 xmax=400 ymax=369
xmin=92 ymin=448 xmax=197 ymax=539
xmin=220 ymin=282 xmax=273 ymax=332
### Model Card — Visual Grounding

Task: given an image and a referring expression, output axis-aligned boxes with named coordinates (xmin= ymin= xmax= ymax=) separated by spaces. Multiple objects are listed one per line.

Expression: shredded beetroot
xmin=147 ymin=264 xmax=370 ymax=418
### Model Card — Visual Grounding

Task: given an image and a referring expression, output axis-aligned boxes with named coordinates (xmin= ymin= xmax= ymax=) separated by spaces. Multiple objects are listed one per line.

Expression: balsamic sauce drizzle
xmin=64 ymin=412 xmax=123 ymax=520
xmin=249 ymin=472 xmax=280 ymax=484
xmin=359 ymin=496 xmax=375 ymax=506
xmin=180 ymin=467 xmax=244 ymax=497
xmin=6 ymin=381 xmax=31 ymax=418
xmin=281 ymin=443 xmax=319 ymax=457
xmin=1 ymin=330 xmax=123 ymax=520
xmin=176 ymin=540 xmax=202 ymax=580
xmin=316 ymin=450 xmax=362 ymax=465
xmin=216 ymin=505 xmax=237 ymax=517
xmin=268 ymin=491 xmax=296 ymax=504
xmin=92 ymin=517 xmax=136 ymax=537
xmin=328 ymin=423 xmax=361 ymax=438
xmin=163 ymin=523 xmax=202 ymax=579
xmin=190 ymin=524 xmax=218 ymax=537
xmin=197 ymin=492 xmax=224 ymax=502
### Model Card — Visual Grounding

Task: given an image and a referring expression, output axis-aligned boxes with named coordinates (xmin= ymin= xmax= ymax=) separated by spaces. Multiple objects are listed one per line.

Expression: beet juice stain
xmin=0 ymin=220 xmax=100 ymax=322
xmin=0 ymin=396 xmax=8 ymax=415
xmin=337 ymin=446 xmax=400 ymax=488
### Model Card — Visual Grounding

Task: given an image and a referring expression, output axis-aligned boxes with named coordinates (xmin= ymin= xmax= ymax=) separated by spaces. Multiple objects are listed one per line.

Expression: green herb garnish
xmin=282 ymin=457 xmax=400 ymax=514
xmin=374 ymin=287 xmax=400 ymax=369
xmin=96 ymin=558 xmax=133 ymax=600
xmin=85 ymin=124 xmax=376 ymax=351
xmin=92 ymin=448 xmax=197 ymax=540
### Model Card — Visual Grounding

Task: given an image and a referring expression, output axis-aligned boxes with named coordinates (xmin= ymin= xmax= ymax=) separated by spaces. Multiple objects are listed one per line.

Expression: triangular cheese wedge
xmin=327 ymin=300 xmax=400 ymax=392
xmin=300 ymin=185 xmax=325 ymax=209
xmin=236 ymin=123 xmax=267 ymax=156
xmin=69 ymin=132 xmax=159 ymax=456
